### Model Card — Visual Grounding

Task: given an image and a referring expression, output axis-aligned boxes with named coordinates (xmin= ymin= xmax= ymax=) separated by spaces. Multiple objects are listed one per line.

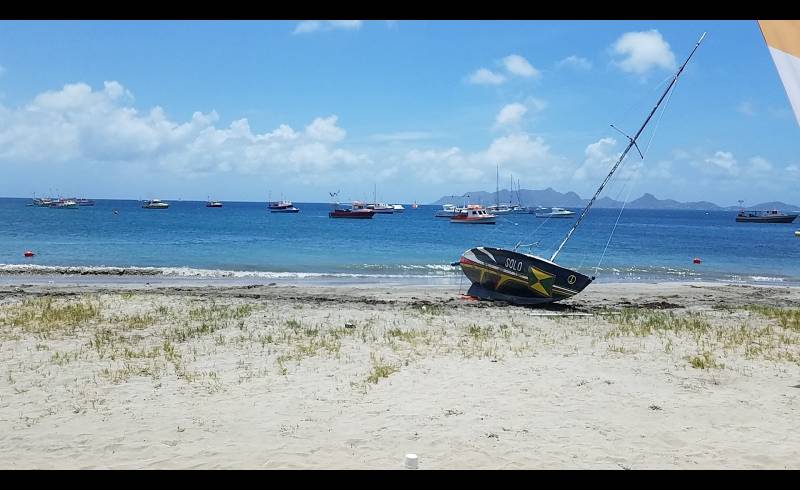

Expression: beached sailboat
xmin=457 ymin=33 xmax=706 ymax=305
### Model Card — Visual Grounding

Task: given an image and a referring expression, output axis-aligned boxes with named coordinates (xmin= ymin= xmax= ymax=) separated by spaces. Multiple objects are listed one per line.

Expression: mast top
xmin=548 ymin=32 xmax=706 ymax=263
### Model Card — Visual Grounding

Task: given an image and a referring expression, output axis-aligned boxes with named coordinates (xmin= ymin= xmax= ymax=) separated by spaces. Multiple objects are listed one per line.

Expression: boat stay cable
xmin=593 ymin=66 xmax=680 ymax=277
xmin=549 ymin=32 xmax=706 ymax=264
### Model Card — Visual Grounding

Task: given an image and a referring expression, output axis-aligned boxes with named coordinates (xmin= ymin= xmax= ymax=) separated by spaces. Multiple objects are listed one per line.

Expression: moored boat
xmin=367 ymin=203 xmax=394 ymax=213
xmin=329 ymin=201 xmax=375 ymax=219
xmin=67 ymin=198 xmax=95 ymax=206
xmin=50 ymin=199 xmax=78 ymax=209
xmin=435 ymin=204 xmax=459 ymax=218
xmin=535 ymin=207 xmax=576 ymax=218
xmin=142 ymin=199 xmax=169 ymax=209
xmin=735 ymin=209 xmax=798 ymax=223
xmin=450 ymin=205 xmax=496 ymax=224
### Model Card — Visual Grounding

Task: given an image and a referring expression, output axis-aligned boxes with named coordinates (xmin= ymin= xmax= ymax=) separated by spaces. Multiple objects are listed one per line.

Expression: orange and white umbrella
xmin=758 ymin=20 xmax=800 ymax=126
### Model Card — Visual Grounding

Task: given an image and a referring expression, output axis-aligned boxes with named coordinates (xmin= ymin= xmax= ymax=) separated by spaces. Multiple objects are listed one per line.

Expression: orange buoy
xmin=692 ymin=257 xmax=701 ymax=264
xmin=24 ymin=250 xmax=35 ymax=257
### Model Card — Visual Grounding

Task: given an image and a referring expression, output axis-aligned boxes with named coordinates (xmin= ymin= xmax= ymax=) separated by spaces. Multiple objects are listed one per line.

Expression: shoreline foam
xmin=0 ymin=262 xmax=795 ymax=287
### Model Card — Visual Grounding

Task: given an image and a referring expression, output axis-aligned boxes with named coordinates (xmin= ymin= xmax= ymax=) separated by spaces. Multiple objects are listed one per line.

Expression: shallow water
xmin=1 ymin=198 xmax=798 ymax=285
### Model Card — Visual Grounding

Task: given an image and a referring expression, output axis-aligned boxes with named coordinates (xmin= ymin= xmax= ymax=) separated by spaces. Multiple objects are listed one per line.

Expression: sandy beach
xmin=1 ymin=280 xmax=799 ymax=469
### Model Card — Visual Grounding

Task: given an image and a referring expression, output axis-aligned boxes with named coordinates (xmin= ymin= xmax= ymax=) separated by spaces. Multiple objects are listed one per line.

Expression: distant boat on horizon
xmin=736 ymin=209 xmax=798 ymax=223
xmin=206 ymin=199 xmax=223 ymax=208
xmin=142 ymin=199 xmax=169 ymax=209
xmin=435 ymin=204 xmax=459 ymax=218
xmin=535 ymin=207 xmax=576 ymax=219
xmin=50 ymin=198 xmax=78 ymax=209
xmin=329 ymin=201 xmax=375 ymax=219
xmin=268 ymin=199 xmax=299 ymax=213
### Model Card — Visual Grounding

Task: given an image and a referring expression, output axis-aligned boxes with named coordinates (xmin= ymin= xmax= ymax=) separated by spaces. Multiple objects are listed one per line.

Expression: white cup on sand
xmin=405 ymin=453 xmax=418 ymax=469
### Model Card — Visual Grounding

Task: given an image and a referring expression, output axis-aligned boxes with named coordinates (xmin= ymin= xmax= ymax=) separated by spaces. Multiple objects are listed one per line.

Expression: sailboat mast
xmin=496 ymin=165 xmax=499 ymax=207
xmin=549 ymin=32 xmax=706 ymax=263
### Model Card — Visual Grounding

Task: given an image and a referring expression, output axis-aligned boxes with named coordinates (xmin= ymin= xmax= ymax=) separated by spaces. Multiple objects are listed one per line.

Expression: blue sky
xmin=0 ymin=20 xmax=797 ymax=205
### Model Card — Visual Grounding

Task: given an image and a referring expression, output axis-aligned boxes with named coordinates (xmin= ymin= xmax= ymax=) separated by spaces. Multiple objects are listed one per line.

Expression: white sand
xmin=0 ymin=282 xmax=798 ymax=469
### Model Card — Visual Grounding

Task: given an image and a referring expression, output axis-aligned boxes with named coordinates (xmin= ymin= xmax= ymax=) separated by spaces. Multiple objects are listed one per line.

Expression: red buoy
xmin=24 ymin=250 xmax=35 ymax=257
xmin=692 ymin=257 xmax=701 ymax=264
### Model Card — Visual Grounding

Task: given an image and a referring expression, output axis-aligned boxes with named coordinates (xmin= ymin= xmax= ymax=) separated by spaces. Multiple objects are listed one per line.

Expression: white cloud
xmin=305 ymin=115 xmax=346 ymax=142
xmin=700 ymin=151 xmax=739 ymax=177
xmin=494 ymin=103 xmax=528 ymax=128
xmin=574 ymin=138 xmax=618 ymax=181
xmin=737 ymin=101 xmax=756 ymax=116
xmin=557 ymin=55 xmax=592 ymax=71
xmin=468 ymin=54 xmax=540 ymax=86
xmin=501 ymin=54 xmax=540 ymax=79
xmin=293 ymin=20 xmax=362 ymax=35
xmin=787 ymin=164 xmax=800 ymax=179
xmin=467 ymin=68 xmax=506 ymax=85
xmin=0 ymin=81 xmax=368 ymax=183
xmin=525 ymin=97 xmax=547 ymax=113
xmin=401 ymin=132 xmax=571 ymax=187
xmin=610 ymin=30 xmax=676 ymax=75
xmin=748 ymin=156 xmax=772 ymax=172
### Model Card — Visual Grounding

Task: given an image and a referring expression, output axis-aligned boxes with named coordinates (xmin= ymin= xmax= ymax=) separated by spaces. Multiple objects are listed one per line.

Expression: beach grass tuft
xmin=366 ymin=354 xmax=399 ymax=384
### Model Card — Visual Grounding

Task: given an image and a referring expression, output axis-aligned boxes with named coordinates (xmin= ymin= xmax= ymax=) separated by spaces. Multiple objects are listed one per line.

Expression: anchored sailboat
xmin=457 ymin=32 xmax=706 ymax=305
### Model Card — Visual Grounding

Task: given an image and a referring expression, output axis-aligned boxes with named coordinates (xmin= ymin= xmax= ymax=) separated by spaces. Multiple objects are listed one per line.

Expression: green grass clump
xmin=366 ymin=355 xmax=399 ymax=384
xmin=606 ymin=309 xmax=710 ymax=338
xmin=745 ymin=306 xmax=800 ymax=332
xmin=687 ymin=351 xmax=721 ymax=370
xmin=1 ymin=297 xmax=101 ymax=338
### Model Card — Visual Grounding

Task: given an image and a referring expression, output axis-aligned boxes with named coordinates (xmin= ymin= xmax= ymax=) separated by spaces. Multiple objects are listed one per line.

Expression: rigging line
xmin=595 ymin=179 xmax=636 ymax=276
xmin=594 ymin=72 xmax=679 ymax=276
xmin=550 ymin=32 xmax=704 ymax=264
xmin=607 ymin=72 xmax=671 ymax=141
xmin=577 ymin=180 xmax=630 ymax=270
xmin=514 ymin=210 xmax=554 ymax=252
xmin=510 ymin=203 xmax=553 ymax=251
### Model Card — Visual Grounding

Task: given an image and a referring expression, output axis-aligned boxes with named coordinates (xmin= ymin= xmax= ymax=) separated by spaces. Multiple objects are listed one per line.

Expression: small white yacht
xmin=142 ymin=199 xmax=169 ymax=209
xmin=367 ymin=202 xmax=394 ymax=214
xmin=535 ymin=207 xmax=575 ymax=218
xmin=486 ymin=204 xmax=514 ymax=215
xmin=391 ymin=204 xmax=405 ymax=213
xmin=435 ymin=204 xmax=459 ymax=218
